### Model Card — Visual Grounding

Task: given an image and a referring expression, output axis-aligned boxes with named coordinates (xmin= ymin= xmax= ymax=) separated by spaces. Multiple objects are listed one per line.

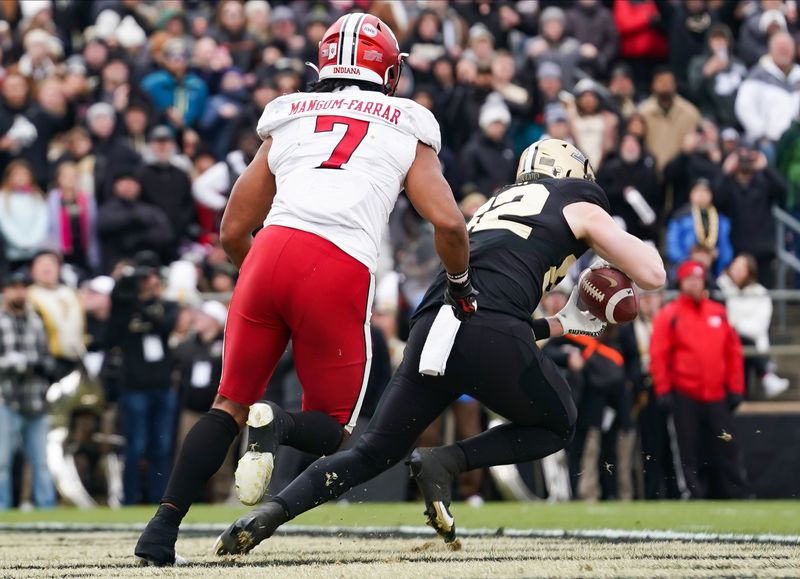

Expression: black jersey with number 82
xmin=414 ymin=177 xmax=610 ymax=325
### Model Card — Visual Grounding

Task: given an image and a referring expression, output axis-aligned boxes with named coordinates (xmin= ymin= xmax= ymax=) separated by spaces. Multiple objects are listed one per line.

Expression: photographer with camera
xmin=713 ymin=138 xmax=787 ymax=287
xmin=106 ymin=252 xmax=179 ymax=505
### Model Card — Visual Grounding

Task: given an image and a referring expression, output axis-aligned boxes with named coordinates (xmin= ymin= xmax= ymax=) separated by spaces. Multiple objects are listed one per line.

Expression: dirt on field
xmin=0 ymin=532 xmax=798 ymax=578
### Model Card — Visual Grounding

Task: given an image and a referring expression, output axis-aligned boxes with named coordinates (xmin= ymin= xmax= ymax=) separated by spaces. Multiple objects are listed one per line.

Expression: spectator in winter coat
xmin=567 ymin=0 xmax=618 ymax=80
xmin=47 ymin=162 xmax=100 ymax=273
xmin=525 ymin=7 xmax=584 ymax=90
xmin=688 ymin=24 xmax=747 ymax=129
xmin=198 ymin=68 xmax=249 ymax=160
xmin=735 ymin=32 xmax=800 ymax=146
xmin=659 ymin=0 xmax=715 ymax=95
xmin=638 ymin=68 xmax=701 ymax=175
xmin=608 ymin=63 xmax=637 ymax=118
xmin=531 ymin=62 xmax=575 ymax=125
xmin=613 ymin=0 xmax=668 ymax=91
xmin=717 ymin=254 xmax=789 ymax=398
xmin=107 ymin=259 xmax=179 ymax=504
xmin=212 ymin=0 xmax=259 ymax=70
xmin=141 ymin=39 xmax=208 ymax=130
xmin=667 ymin=179 xmax=733 ymax=278
xmin=713 ymin=140 xmax=787 ymax=287
xmin=96 ymin=170 xmax=175 ymax=272
xmin=597 ymin=133 xmax=661 ymax=243
xmin=0 ymin=160 xmax=48 ymax=269
xmin=402 ymin=9 xmax=448 ymax=87
xmin=650 ymin=260 xmax=747 ymax=499
xmin=28 ymin=251 xmax=86 ymax=380
xmin=85 ymin=102 xmax=141 ymax=203
xmin=489 ymin=51 xmax=531 ymax=122
xmin=191 ymin=130 xmax=260 ymax=241
xmin=569 ymin=79 xmax=618 ymax=170
xmin=0 ymin=73 xmax=37 ymax=178
xmin=664 ymin=119 xmax=723 ymax=213
xmin=459 ymin=98 xmax=516 ymax=197
xmin=136 ymin=126 xmax=197 ymax=252
xmin=55 ymin=127 xmax=97 ymax=199
xmin=567 ymin=326 xmax=641 ymax=502
xmin=0 ymin=270 xmax=56 ymax=510
xmin=173 ymin=301 xmax=231 ymax=503
xmin=26 ymin=77 xmax=71 ymax=189
xmin=629 ymin=290 xmax=681 ymax=499
xmin=737 ymin=5 xmax=790 ymax=68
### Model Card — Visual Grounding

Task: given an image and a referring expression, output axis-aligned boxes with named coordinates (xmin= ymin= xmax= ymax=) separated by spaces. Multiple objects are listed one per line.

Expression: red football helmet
xmin=314 ymin=13 xmax=406 ymax=95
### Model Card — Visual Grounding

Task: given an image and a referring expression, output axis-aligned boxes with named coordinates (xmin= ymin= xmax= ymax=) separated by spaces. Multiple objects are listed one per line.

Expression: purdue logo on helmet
xmin=516 ymin=139 xmax=596 ymax=183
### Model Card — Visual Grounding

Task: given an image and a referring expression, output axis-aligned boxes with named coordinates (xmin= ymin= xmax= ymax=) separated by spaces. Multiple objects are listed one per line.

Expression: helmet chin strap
xmin=305 ymin=62 xmax=320 ymax=78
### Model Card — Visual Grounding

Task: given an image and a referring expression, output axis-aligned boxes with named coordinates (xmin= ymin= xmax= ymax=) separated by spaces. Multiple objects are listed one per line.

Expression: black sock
xmin=431 ymin=444 xmax=467 ymax=475
xmin=161 ymin=408 xmax=240 ymax=519
xmin=153 ymin=503 xmax=182 ymax=526
xmin=274 ymin=443 xmax=389 ymax=518
xmin=456 ymin=424 xmax=570 ymax=471
xmin=285 ymin=410 xmax=344 ymax=456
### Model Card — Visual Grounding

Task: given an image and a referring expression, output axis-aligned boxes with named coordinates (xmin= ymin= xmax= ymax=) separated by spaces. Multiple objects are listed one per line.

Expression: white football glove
xmin=555 ymin=284 xmax=606 ymax=337
xmin=588 ymin=258 xmax=613 ymax=271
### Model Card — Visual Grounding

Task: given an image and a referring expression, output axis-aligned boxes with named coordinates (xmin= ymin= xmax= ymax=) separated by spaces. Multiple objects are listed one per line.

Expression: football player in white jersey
xmin=135 ymin=13 xmax=475 ymax=566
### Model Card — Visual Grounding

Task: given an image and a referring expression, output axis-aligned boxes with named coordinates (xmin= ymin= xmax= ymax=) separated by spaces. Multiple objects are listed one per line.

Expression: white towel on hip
xmin=418 ymin=305 xmax=462 ymax=376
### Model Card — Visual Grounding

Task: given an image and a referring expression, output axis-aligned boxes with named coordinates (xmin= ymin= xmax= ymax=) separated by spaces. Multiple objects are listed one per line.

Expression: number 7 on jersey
xmin=314 ymin=115 xmax=369 ymax=169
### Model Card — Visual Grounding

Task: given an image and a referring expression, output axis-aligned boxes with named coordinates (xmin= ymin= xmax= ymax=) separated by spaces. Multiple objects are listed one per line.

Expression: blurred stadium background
xmin=1 ymin=0 xmax=800 ymax=575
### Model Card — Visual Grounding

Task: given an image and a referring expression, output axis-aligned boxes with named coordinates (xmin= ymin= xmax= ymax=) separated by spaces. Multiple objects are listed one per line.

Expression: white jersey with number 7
xmin=256 ymin=87 xmax=441 ymax=273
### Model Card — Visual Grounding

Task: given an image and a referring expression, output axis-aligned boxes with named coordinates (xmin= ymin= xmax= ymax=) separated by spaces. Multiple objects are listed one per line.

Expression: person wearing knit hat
xmin=650 ymin=258 xmax=747 ymax=499
xmin=478 ymin=98 xmax=511 ymax=132
xmin=527 ymin=5 xmax=583 ymax=89
xmin=461 ymin=96 xmax=516 ymax=196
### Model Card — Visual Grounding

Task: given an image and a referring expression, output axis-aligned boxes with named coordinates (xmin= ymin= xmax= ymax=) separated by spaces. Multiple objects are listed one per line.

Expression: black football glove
xmin=444 ymin=269 xmax=479 ymax=322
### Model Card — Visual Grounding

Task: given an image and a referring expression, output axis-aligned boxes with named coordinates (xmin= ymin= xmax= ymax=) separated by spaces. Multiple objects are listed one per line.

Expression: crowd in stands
xmin=0 ymin=0 xmax=798 ymax=508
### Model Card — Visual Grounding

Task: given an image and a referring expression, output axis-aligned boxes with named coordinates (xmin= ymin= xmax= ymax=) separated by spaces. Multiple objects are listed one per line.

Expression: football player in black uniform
xmin=215 ymin=139 xmax=665 ymax=555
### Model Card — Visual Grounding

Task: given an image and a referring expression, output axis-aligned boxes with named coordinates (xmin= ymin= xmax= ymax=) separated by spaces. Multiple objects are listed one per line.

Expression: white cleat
xmin=235 ymin=403 xmax=277 ymax=506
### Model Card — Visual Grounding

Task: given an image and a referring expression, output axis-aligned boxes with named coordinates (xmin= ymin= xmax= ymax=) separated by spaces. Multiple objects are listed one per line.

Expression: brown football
xmin=578 ymin=267 xmax=639 ymax=324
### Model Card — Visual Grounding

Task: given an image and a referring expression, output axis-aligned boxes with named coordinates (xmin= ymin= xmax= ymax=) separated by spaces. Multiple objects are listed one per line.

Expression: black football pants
xmin=272 ymin=308 xmax=577 ymax=518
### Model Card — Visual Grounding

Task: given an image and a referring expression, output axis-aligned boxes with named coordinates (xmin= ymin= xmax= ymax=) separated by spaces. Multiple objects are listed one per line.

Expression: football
xmin=578 ymin=266 xmax=639 ymax=324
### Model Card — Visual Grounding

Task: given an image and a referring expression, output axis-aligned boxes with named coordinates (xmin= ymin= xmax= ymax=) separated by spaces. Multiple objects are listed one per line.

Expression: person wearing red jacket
xmin=650 ymin=260 xmax=748 ymax=499
xmin=613 ymin=0 xmax=668 ymax=93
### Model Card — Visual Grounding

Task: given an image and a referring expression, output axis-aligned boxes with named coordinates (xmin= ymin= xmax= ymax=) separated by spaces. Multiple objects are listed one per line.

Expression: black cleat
xmin=408 ymin=448 xmax=457 ymax=544
xmin=135 ymin=514 xmax=186 ymax=566
xmin=214 ymin=501 xmax=287 ymax=556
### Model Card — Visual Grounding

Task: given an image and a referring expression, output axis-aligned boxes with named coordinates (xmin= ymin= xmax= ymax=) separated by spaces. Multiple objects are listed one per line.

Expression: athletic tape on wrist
xmin=447 ymin=269 xmax=470 ymax=285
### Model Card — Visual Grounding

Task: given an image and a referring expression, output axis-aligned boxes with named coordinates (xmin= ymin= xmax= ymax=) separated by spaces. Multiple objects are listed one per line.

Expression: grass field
xmin=1 ymin=532 xmax=799 ymax=578
xmin=3 ymin=501 xmax=800 ymax=535
xmin=1 ymin=502 xmax=799 ymax=577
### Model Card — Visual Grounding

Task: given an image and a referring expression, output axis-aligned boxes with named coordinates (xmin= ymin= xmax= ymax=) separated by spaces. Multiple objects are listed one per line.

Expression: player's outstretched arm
xmin=404 ymin=142 xmax=469 ymax=276
xmin=220 ymin=139 xmax=277 ymax=268
xmin=563 ymin=202 xmax=666 ymax=290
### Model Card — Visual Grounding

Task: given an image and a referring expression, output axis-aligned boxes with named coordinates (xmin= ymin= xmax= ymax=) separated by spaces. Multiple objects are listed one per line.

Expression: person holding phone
xmin=688 ymin=23 xmax=746 ymax=129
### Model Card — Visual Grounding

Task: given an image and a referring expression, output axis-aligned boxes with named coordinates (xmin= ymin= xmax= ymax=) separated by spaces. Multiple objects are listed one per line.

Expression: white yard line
xmin=0 ymin=522 xmax=798 ymax=544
